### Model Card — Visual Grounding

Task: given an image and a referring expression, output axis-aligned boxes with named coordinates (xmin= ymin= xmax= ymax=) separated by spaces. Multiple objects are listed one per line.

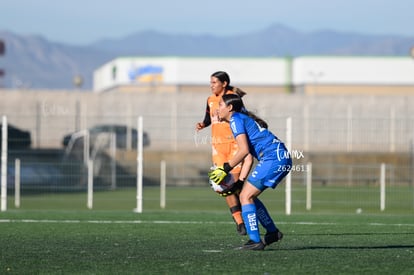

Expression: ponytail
xmin=222 ymin=94 xmax=268 ymax=129
xmin=232 ymin=87 xmax=246 ymax=98
xmin=245 ymin=111 xmax=268 ymax=129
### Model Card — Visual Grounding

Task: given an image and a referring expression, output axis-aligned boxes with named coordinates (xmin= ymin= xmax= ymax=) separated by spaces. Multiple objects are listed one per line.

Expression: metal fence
xmin=1 ymin=91 xmax=414 ymax=213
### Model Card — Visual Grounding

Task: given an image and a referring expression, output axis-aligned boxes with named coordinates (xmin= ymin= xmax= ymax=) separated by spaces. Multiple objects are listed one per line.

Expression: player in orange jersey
xmin=196 ymin=71 xmax=253 ymax=235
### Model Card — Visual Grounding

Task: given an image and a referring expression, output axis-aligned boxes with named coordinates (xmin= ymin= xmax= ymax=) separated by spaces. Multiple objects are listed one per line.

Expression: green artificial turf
xmin=0 ymin=186 xmax=413 ymax=274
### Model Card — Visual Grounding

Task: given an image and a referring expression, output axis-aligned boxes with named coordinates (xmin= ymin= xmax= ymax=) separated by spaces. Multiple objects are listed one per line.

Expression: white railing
xmin=1 ymin=114 xmax=413 ymax=213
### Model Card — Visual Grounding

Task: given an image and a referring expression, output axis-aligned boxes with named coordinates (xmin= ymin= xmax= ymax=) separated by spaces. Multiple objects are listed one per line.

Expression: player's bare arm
xmin=239 ymin=153 xmax=253 ymax=181
xmin=228 ymin=133 xmax=250 ymax=169
xmin=195 ymin=122 xmax=205 ymax=131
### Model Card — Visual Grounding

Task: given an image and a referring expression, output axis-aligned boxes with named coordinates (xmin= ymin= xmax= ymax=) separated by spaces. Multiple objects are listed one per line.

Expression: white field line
xmin=0 ymin=219 xmax=413 ymax=227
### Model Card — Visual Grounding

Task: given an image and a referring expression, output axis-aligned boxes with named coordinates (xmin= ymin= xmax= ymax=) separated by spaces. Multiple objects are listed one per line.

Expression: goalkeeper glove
xmin=218 ymin=179 xmax=245 ymax=197
xmin=208 ymin=163 xmax=232 ymax=184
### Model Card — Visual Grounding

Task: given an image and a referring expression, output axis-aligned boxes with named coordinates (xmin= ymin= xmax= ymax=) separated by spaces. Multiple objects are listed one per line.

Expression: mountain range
xmin=1 ymin=23 xmax=413 ymax=90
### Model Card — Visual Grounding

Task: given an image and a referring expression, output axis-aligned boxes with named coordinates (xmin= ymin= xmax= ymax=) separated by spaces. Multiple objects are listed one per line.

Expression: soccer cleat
xmin=236 ymin=223 xmax=247 ymax=235
xmin=238 ymin=239 xmax=265 ymax=250
xmin=264 ymin=230 xmax=284 ymax=246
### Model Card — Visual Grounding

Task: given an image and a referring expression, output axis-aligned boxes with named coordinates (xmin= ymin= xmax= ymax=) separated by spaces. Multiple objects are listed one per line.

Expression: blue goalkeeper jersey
xmin=229 ymin=112 xmax=285 ymax=161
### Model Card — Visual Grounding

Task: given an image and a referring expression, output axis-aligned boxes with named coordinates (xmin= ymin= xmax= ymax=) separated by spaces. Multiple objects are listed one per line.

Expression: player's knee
xmin=239 ymin=189 xmax=255 ymax=205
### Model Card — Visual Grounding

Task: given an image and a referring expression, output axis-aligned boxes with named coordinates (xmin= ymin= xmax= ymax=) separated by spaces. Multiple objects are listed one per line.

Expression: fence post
xmin=285 ymin=117 xmax=292 ymax=215
xmin=306 ymin=162 xmax=312 ymax=210
xmin=380 ymin=163 xmax=386 ymax=211
xmin=134 ymin=116 xmax=144 ymax=213
xmin=84 ymin=130 xmax=90 ymax=166
xmin=87 ymin=159 xmax=93 ymax=209
xmin=1 ymin=116 xmax=7 ymax=212
xmin=160 ymin=160 xmax=166 ymax=209
xmin=15 ymin=158 xmax=20 ymax=208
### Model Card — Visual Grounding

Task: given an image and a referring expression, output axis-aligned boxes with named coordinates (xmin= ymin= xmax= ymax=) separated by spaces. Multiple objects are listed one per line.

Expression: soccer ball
xmin=209 ymin=172 xmax=236 ymax=194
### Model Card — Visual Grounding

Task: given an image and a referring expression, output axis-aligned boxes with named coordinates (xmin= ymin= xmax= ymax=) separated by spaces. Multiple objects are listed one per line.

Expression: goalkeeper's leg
xmin=254 ymin=198 xmax=283 ymax=245
xmin=226 ymin=195 xmax=246 ymax=235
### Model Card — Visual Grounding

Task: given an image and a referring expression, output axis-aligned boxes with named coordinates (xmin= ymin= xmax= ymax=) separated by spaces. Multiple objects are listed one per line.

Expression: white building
xmin=93 ymin=56 xmax=414 ymax=95
xmin=93 ymin=56 xmax=290 ymax=93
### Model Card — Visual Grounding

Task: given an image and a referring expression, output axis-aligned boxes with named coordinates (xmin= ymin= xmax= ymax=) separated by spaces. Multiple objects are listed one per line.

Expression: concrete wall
xmin=1 ymin=88 xmax=414 ymax=152
xmin=2 ymin=88 xmax=413 ymax=187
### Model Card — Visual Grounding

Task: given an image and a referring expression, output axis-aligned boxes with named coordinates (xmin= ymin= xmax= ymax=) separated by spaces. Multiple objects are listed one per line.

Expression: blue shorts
xmin=248 ymin=156 xmax=292 ymax=191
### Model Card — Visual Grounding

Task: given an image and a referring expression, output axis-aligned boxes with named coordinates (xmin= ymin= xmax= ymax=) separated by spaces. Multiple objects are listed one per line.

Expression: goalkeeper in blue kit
xmin=209 ymin=93 xmax=292 ymax=250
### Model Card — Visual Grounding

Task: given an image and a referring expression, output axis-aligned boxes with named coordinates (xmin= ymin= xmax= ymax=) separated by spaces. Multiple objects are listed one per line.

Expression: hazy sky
xmin=1 ymin=0 xmax=413 ymax=46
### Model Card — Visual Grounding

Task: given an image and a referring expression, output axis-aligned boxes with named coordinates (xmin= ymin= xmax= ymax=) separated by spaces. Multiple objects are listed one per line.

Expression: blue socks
xmin=241 ymin=203 xmax=261 ymax=243
xmin=254 ymin=198 xmax=278 ymax=233
xmin=242 ymin=199 xmax=278 ymax=243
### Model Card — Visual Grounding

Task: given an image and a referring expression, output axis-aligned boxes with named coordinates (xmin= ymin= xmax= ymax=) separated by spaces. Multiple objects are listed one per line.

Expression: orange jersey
xmin=207 ymin=92 xmax=235 ymax=145
xmin=200 ymin=90 xmax=241 ymax=172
